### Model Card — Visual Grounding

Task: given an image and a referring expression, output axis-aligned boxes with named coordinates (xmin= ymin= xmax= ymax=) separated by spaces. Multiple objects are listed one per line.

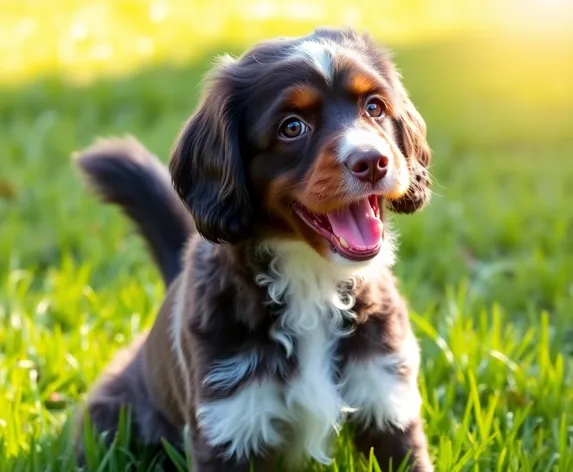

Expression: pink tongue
xmin=326 ymin=198 xmax=382 ymax=250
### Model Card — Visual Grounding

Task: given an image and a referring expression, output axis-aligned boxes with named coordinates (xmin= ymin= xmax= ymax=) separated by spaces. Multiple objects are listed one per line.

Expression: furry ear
xmin=389 ymin=84 xmax=432 ymax=214
xmin=169 ymin=58 xmax=253 ymax=244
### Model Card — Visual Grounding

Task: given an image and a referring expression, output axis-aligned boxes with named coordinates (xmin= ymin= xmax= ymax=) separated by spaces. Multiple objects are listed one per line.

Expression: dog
xmin=74 ymin=27 xmax=433 ymax=471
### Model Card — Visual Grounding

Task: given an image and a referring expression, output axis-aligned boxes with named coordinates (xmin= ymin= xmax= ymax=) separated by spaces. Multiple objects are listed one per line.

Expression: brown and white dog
xmin=75 ymin=27 xmax=433 ymax=471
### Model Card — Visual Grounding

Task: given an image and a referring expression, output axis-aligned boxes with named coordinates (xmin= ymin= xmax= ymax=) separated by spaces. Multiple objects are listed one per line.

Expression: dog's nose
xmin=345 ymin=150 xmax=389 ymax=184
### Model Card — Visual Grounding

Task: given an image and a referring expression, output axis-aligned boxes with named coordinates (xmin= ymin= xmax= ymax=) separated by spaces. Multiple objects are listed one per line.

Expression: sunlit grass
xmin=1 ymin=0 xmax=573 ymax=470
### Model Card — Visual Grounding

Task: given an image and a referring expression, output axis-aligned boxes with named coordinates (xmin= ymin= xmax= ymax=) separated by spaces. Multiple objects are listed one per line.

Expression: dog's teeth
xmin=339 ymin=237 xmax=349 ymax=248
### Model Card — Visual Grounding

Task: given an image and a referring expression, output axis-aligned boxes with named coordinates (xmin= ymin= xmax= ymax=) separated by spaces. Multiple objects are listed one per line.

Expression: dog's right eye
xmin=365 ymin=97 xmax=386 ymax=118
xmin=279 ymin=117 xmax=309 ymax=139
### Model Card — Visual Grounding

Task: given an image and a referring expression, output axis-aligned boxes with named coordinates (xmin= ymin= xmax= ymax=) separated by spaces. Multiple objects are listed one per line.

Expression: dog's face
xmin=170 ymin=28 xmax=431 ymax=262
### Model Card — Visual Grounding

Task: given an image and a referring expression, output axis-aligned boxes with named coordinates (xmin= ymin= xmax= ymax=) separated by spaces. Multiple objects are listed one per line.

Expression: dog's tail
xmin=74 ymin=136 xmax=193 ymax=286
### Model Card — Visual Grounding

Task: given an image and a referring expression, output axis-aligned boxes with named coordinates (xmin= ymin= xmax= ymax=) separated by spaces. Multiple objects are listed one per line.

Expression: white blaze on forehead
xmin=291 ymin=40 xmax=335 ymax=82
xmin=338 ymin=127 xmax=392 ymax=163
xmin=289 ymin=39 xmax=380 ymax=88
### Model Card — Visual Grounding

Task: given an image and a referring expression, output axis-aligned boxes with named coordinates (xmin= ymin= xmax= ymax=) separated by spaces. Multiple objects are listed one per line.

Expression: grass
xmin=1 ymin=1 xmax=573 ymax=470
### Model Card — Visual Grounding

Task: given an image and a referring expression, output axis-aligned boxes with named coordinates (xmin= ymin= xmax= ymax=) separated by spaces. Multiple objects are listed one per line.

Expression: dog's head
xmin=170 ymin=28 xmax=431 ymax=263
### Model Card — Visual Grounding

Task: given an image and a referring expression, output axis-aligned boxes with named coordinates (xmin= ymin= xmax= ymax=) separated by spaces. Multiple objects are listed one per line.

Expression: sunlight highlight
xmin=1 ymin=0 xmax=572 ymax=84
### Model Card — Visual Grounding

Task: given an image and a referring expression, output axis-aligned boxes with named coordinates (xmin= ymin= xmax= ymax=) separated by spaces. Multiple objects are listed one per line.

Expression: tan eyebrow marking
xmin=285 ymin=85 xmax=321 ymax=110
xmin=349 ymin=73 xmax=380 ymax=96
xmin=333 ymin=52 xmax=392 ymax=100
xmin=335 ymin=55 xmax=396 ymax=115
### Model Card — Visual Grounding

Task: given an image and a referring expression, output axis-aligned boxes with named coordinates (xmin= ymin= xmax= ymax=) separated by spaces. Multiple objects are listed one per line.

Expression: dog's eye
xmin=279 ymin=117 xmax=309 ymax=139
xmin=365 ymin=97 xmax=386 ymax=118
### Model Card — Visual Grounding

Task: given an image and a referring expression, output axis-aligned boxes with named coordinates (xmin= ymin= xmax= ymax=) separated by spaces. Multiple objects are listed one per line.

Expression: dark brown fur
xmin=75 ymin=27 xmax=433 ymax=472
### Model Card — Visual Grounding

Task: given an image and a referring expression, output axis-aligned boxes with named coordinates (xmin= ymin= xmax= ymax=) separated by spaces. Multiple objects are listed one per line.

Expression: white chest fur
xmin=255 ymin=241 xmax=364 ymax=464
xmin=196 ymin=240 xmax=419 ymax=465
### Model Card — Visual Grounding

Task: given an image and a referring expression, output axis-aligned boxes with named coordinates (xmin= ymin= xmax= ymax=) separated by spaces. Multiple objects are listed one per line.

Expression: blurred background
xmin=1 ymin=1 xmax=573 ymax=470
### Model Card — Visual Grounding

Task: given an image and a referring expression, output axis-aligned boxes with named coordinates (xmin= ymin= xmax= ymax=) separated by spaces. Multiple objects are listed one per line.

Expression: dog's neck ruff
xmin=255 ymin=239 xmax=394 ymax=353
xmin=248 ymin=239 xmax=390 ymax=464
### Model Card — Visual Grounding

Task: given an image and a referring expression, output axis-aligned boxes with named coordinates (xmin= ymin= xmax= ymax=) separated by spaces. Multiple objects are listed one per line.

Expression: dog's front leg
xmin=190 ymin=374 xmax=289 ymax=472
xmin=352 ymin=417 xmax=432 ymax=472
xmin=340 ymin=326 xmax=432 ymax=471
xmin=192 ymin=450 xmax=275 ymax=472
xmin=190 ymin=426 xmax=276 ymax=472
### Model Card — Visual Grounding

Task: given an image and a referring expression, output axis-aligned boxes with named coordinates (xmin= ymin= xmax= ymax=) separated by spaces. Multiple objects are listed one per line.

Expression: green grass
xmin=1 ymin=9 xmax=573 ymax=471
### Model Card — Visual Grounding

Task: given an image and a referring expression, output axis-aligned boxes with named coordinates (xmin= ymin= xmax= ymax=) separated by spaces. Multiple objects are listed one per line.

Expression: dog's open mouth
xmin=294 ymin=195 xmax=383 ymax=261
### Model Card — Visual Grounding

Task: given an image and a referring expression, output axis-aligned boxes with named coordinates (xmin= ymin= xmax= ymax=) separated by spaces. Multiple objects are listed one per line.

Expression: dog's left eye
xmin=279 ymin=117 xmax=309 ymax=139
xmin=365 ymin=97 xmax=386 ymax=118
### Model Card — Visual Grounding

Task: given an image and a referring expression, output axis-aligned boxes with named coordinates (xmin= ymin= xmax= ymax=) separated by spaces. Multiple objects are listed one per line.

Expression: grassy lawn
xmin=1 ymin=1 xmax=573 ymax=471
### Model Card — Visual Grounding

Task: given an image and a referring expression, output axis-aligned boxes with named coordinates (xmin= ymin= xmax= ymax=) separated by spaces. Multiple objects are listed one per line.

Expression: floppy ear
xmin=169 ymin=58 xmax=253 ymax=244
xmin=389 ymin=83 xmax=432 ymax=214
